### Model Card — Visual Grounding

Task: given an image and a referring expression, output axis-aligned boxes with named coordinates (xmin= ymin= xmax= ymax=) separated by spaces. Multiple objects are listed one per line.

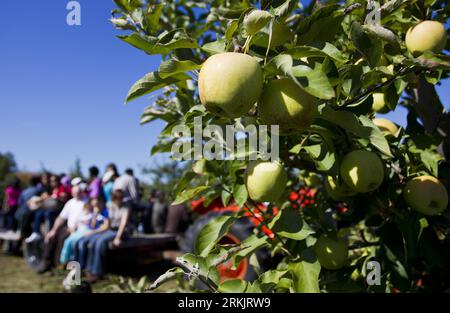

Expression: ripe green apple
xmin=373 ymin=118 xmax=399 ymax=136
xmin=314 ymin=234 xmax=348 ymax=270
xmin=404 ymin=175 xmax=449 ymax=215
xmin=340 ymin=150 xmax=384 ymax=193
xmin=258 ymin=78 xmax=318 ymax=134
xmin=372 ymin=92 xmax=391 ymax=114
xmin=405 ymin=20 xmax=448 ymax=56
xmin=245 ymin=160 xmax=287 ymax=202
xmin=324 ymin=175 xmax=357 ymax=201
xmin=198 ymin=52 xmax=263 ymax=118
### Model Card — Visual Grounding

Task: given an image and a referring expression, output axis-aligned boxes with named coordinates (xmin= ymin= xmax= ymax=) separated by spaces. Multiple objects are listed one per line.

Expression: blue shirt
xmin=103 ymin=181 xmax=114 ymax=203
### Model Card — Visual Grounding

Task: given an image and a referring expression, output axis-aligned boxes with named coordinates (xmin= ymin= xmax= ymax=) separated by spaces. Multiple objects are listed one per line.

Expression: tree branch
xmin=342 ymin=66 xmax=417 ymax=107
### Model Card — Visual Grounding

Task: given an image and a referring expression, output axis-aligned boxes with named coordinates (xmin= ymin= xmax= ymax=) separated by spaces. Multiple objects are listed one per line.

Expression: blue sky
xmin=0 ymin=1 xmax=448 ymax=182
xmin=0 ymin=0 xmax=166 ymax=181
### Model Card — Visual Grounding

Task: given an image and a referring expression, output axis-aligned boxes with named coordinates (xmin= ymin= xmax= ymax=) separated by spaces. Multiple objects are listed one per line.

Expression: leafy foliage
xmin=112 ymin=0 xmax=450 ymax=293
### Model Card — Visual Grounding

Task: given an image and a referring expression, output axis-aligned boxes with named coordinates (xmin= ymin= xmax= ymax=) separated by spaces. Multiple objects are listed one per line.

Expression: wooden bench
xmin=1 ymin=231 xmax=182 ymax=277
xmin=105 ymin=233 xmax=180 ymax=277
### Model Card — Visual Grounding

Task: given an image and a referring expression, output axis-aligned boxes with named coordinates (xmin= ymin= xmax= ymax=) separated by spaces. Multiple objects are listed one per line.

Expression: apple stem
xmin=243 ymin=35 xmax=253 ymax=54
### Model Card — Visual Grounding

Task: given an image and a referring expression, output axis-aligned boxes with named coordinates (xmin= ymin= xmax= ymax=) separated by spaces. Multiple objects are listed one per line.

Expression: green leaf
xmin=225 ymin=20 xmax=240 ymax=40
xmin=273 ymin=0 xmax=297 ymax=19
xmin=218 ymin=279 xmax=248 ymax=293
xmin=201 ymin=38 xmax=227 ymax=55
xmin=233 ymin=183 xmax=248 ymax=208
xmin=172 ymin=185 xmax=208 ymax=205
xmin=174 ymin=171 xmax=197 ymax=195
xmin=287 ymin=42 xmax=348 ymax=64
xmin=297 ymin=5 xmax=345 ymax=45
xmin=179 ymin=253 xmax=220 ymax=286
xmin=126 ymin=72 xmax=190 ymax=103
xmin=118 ymin=30 xmax=198 ymax=55
xmin=409 ymin=52 xmax=450 ymax=70
xmin=320 ymin=107 xmax=393 ymax=157
xmin=269 ymin=207 xmax=315 ymax=240
xmin=149 ymin=267 xmax=184 ymax=291
xmin=150 ymin=139 xmax=177 ymax=155
xmin=221 ymin=189 xmax=232 ymax=206
xmin=195 ymin=215 xmax=237 ymax=257
xmin=359 ymin=115 xmax=394 ymax=158
xmin=233 ymin=235 xmax=269 ymax=267
xmin=113 ymin=0 xmax=141 ymax=13
xmin=288 ymin=260 xmax=321 ymax=293
xmin=145 ymin=3 xmax=163 ymax=33
xmin=257 ymin=269 xmax=288 ymax=292
xmin=265 ymin=54 xmax=335 ymax=99
xmin=158 ymin=59 xmax=201 ymax=79
xmin=265 ymin=53 xmax=294 ymax=77
xmin=418 ymin=218 xmax=429 ymax=242
xmin=350 ymin=21 xmax=383 ymax=67
xmin=292 ymin=62 xmax=335 ymax=100
xmin=303 ymin=143 xmax=336 ymax=171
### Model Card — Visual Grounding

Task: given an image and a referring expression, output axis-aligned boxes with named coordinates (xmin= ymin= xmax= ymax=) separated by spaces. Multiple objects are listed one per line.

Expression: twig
xmin=342 ymin=66 xmax=418 ymax=107
xmin=175 ymin=257 xmax=218 ymax=292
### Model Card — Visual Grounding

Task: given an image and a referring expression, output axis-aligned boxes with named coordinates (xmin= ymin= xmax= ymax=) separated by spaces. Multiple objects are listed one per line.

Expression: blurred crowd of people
xmin=0 ymin=164 xmax=180 ymax=283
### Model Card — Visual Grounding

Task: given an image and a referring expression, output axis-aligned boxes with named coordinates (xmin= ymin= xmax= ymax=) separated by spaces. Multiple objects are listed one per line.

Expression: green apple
xmin=372 ymin=92 xmax=391 ymax=114
xmin=245 ymin=160 xmax=287 ymax=202
xmin=405 ymin=20 xmax=448 ymax=56
xmin=373 ymin=118 xmax=399 ymax=136
xmin=340 ymin=150 xmax=384 ymax=193
xmin=314 ymin=234 xmax=348 ymax=270
xmin=404 ymin=175 xmax=449 ymax=215
xmin=324 ymin=175 xmax=357 ymax=201
xmin=198 ymin=52 xmax=263 ymax=118
xmin=258 ymin=78 xmax=318 ymax=134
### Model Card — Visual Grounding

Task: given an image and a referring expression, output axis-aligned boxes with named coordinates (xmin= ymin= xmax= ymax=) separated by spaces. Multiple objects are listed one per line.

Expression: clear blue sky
xmin=0 ymin=0 xmax=166 ymax=181
xmin=0 ymin=1 xmax=448 ymax=182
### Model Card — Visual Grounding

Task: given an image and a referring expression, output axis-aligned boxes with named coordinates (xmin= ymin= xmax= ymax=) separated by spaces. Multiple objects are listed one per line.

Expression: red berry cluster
xmin=289 ymin=187 xmax=317 ymax=210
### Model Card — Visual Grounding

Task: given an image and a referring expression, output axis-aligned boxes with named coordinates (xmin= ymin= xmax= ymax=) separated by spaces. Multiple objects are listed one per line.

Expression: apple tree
xmin=111 ymin=0 xmax=450 ymax=292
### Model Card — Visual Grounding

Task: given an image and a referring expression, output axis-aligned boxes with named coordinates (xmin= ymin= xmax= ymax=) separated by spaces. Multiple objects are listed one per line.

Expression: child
xmin=59 ymin=197 xmax=108 ymax=265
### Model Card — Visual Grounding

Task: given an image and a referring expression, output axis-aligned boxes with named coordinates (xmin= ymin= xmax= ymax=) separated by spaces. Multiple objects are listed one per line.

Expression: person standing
xmin=36 ymin=184 xmax=87 ymax=273
xmin=1 ymin=177 xmax=22 ymax=231
xmin=112 ymin=168 xmax=139 ymax=208
xmin=87 ymin=166 xmax=103 ymax=200
xmin=151 ymin=190 xmax=167 ymax=234
xmin=102 ymin=163 xmax=119 ymax=204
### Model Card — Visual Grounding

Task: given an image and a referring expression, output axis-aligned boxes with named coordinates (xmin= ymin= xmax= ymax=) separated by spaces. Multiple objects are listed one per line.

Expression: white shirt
xmin=113 ymin=174 xmax=138 ymax=203
xmin=59 ymin=198 xmax=86 ymax=230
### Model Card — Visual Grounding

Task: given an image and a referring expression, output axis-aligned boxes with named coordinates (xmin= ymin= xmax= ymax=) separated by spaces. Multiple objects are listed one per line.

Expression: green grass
xmin=0 ymin=252 xmax=177 ymax=293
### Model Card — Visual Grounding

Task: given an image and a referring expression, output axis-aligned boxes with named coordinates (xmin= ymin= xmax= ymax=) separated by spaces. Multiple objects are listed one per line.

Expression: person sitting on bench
xmin=75 ymin=189 xmax=130 ymax=282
